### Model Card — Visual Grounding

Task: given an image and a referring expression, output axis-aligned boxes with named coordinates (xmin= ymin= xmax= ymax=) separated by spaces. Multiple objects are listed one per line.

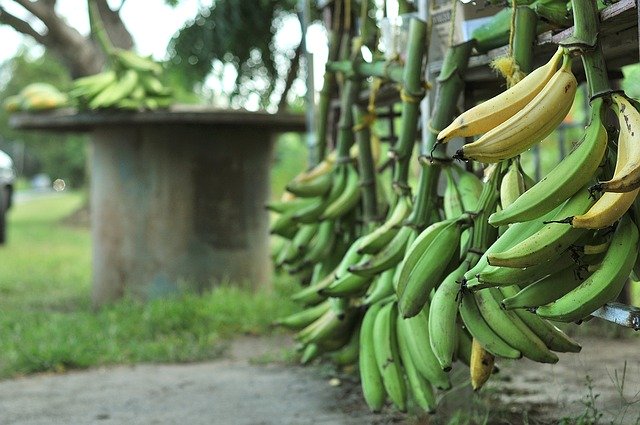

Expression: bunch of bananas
xmin=272 ymin=0 xmax=639 ymax=417
xmin=3 ymin=82 xmax=69 ymax=112
xmin=69 ymin=48 xmax=173 ymax=111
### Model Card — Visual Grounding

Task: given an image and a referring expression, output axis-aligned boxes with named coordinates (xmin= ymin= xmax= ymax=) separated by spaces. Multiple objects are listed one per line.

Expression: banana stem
xmin=316 ymin=28 xmax=342 ymax=162
xmin=353 ymin=106 xmax=379 ymax=224
xmin=512 ymin=6 xmax=538 ymax=74
xmin=406 ymin=41 xmax=474 ymax=230
xmin=581 ymin=44 xmax=611 ymax=99
xmin=88 ymin=0 xmax=115 ymax=56
xmin=392 ymin=18 xmax=428 ymax=194
xmin=325 ymin=60 xmax=405 ymax=83
xmin=563 ymin=0 xmax=599 ymax=48
xmin=469 ymin=164 xmax=503 ymax=253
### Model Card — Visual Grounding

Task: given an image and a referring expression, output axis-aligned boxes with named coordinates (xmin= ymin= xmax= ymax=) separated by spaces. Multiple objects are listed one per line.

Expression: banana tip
xmin=452 ymin=149 xmax=466 ymax=161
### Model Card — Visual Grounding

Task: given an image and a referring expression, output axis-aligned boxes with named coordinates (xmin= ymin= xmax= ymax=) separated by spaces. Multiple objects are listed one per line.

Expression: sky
xmin=0 ymin=0 xmax=329 ymax=93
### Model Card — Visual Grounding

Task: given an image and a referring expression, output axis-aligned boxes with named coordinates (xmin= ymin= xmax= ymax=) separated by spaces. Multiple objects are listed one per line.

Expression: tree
xmin=0 ymin=0 xmax=133 ymax=78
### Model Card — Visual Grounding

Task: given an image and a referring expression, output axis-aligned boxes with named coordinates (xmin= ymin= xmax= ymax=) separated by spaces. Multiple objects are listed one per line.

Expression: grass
xmin=0 ymin=192 xmax=300 ymax=379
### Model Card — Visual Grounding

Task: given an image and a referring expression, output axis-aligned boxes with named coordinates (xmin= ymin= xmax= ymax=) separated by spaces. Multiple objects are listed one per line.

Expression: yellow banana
xmin=470 ymin=338 xmax=494 ymax=391
xmin=596 ymin=94 xmax=640 ymax=193
xmin=438 ymin=47 xmax=564 ymax=142
xmin=456 ymin=55 xmax=577 ymax=163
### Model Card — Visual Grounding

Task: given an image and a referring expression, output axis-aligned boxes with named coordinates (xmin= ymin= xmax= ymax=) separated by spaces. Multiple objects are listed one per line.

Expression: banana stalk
xmin=406 ymin=41 xmax=475 ymax=230
xmin=353 ymin=106 xmax=379 ymax=225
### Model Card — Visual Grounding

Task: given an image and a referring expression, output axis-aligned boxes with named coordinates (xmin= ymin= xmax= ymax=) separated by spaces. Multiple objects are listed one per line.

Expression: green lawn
xmin=0 ymin=192 xmax=298 ymax=378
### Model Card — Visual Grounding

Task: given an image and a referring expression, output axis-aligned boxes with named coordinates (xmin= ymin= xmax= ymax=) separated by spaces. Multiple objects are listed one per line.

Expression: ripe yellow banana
xmin=470 ymin=338 xmax=494 ymax=391
xmin=596 ymin=94 xmax=640 ymax=193
xmin=570 ymin=106 xmax=640 ymax=229
xmin=456 ymin=54 xmax=577 ymax=163
xmin=438 ymin=47 xmax=564 ymax=142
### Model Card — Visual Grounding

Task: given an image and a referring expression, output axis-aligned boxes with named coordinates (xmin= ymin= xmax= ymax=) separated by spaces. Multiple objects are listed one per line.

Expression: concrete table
xmin=11 ymin=106 xmax=306 ymax=306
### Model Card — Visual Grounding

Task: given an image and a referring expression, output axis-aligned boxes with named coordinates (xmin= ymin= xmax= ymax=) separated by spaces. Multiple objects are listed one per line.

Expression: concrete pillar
xmin=90 ymin=124 xmax=275 ymax=305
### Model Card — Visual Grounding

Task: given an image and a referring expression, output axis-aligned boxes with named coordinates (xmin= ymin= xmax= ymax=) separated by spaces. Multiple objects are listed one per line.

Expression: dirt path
xmin=0 ymin=332 xmax=638 ymax=424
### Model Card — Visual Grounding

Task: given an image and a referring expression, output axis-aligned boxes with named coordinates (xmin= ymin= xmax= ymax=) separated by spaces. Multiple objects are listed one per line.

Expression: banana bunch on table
xmin=69 ymin=48 xmax=173 ymax=111
xmin=3 ymin=82 xmax=69 ymax=112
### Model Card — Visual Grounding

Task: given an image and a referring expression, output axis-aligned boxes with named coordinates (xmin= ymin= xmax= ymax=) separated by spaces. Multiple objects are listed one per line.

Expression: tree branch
xmin=11 ymin=0 xmax=51 ymax=23
xmin=0 ymin=8 xmax=47 ymax=44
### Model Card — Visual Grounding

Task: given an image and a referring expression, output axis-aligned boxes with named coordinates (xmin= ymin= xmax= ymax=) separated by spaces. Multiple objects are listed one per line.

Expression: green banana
xmin=273 ymin=300 xmax=330 ymax=330
xmin=500 ymin=159 xmax=526 ymax=209
xmin=320 ymin=164 xmax=361 ymax=220
xmin=286 ymin=172 xmax=333 ymax=198
xmin=398 ymin=220 xmax=462 ymax=318
xmin=498 ymin=286 xmax=582 ymax=353
xmin=536 ymin=214 xmax=639 ymax=322
xmin=474 ymin=288 xmax=559 ymax=363
xmin=488 ymin=186 xmax=594 ymax=268
xmin=301 ymin=220 xmax=336 ymax=264
xmin=89 ymin=69 xmax=140 ymax=109
xmin=373 ymin=302 xmax=407 ymax=412
xmin=357 ymin=196 xmax=412 ymax=255
xmin=488 ymin=98 xmax=607 ymax=226
xmin=396 ymin=315 xmax=437 ymax=413
xmin=112 ymin=48 xmax=163 ymax=75
xmin=458 ymin=289 xmax=522 ymax=359
xmin=348 ymin=226 xmax=414 ymax=277
xmin=397 ymin=306 xmax=452 ymax=390
xmin=428 ymin=261 xmax=467 ymax=371
xmin=500 ymin=265 xmax=588 ymax=310
xmin=362 ymin=268 xmax=396 ymax=306
xmin=359 ymin=302 xmax=386 ymax=412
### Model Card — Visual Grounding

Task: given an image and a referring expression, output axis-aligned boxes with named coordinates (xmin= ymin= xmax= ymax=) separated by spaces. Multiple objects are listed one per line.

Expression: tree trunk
xmin=0 ymin=0 xmax=134 ymax=78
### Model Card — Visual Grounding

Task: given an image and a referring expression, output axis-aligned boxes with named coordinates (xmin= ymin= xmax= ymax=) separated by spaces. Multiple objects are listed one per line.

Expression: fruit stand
xmin=10 ymin=107 xmax=305 ymax=306
xmin=270 ymin=0 xmax=640 ymax=417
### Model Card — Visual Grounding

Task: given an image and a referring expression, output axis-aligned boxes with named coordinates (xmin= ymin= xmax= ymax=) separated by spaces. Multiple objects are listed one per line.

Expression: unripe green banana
xmin=458 ymin=289 xmax=522 ymax=359
xmin=320 ymin=164 xmax=361 ymax=220
xmin=500 ymin=159 xmax=526 ymax=209
xmin=359 ymin=303 xmax=386 ymax=412
xmin=373 ymin=302 xmax=407 ymax=411
xmin=474 ymin=288 xmax=559 ymax=363
xmin=398 ymin=221 xmax=462 ymax=318
xmin=273 ymin=299 xmax=331 ymax=329
xmin=362 ymin=268 xmax=396 ymax=306
xmin=537 ymin=214 xmax=639 ymax=322
xmin=396 ymin=315 xmax=437 ymax=413
xmin=397 ymin=306 xmax=452 ymax=390
xmin=488 ymin=98 xmax=607 ymax=226
xmin=357 ymin=196 xmax=412 ymax=255
xmin=349 ymin=226 xmax=414 ymax=277
xmin=429 ymin=262 xmax=467 ymax=371
xmin=286 ymin=172 xmax=333 ymax=198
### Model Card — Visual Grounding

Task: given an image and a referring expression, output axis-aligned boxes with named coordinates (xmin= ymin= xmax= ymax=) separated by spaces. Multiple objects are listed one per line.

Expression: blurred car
xmin=0 ymin=150 xmax=15 ymax=244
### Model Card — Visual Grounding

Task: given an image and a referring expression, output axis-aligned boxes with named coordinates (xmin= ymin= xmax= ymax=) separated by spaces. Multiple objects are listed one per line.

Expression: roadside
xmin=0 ymin=330 xmax=639 ymax=425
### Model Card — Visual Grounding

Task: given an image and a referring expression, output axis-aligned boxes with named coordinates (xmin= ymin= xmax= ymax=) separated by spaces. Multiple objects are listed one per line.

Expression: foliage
xmin=167 ymin=0 xmax=301 ymax=109
xmin=0 ymin=48 xmax=87 ymax=187
xmin=0 ymin=192 xmax=299 ymax=378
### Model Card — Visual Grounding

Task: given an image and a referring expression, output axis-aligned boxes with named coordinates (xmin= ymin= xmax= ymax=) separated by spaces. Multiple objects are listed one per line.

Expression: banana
xmin=474 ymin=288 xmax=559 ymax=363
xmin=498 ymin=286 xmax=582 ymax=353
xmin=396 ymin=219 xmax=456 ymax=294
xmin=300 ymin=343 xmax=321 ymax=364
xmin=320 ymin=164 xmax=361 ymax=220
xmin=362 ymin=268 xmax=396 ymax=306
xmin=348 ymin=226 xmax=414 ymax=277
xmin=112 ymin=48 xmax=163 ymax=75
xmin=328 ymin=325 xmax=360 ymax=366
xmin=455 ymin=54 xmax=577 ymax=163
xmin=273 ymin=299 xmax=331 ymax=329
xmin=488 ymin=186 xmax=594 ymax=267
xmin=89 ymin=69 xmax=140 ymax=109
xmin=437 ymin=47 xmax=564 ymax=142
xmin=359 ymin=303 xmax=386 ymax=412
xmin=398 ymin=220 xmax=462 ymax=318
xmin=470 ymin=338 xmax=495 ymax=391
xmin=397 ymin=306 xmax=452 ymax=390
xmin=500 ymin=266 xmax=587 ymax=310
xmin=536 ymin=214 xmax=639 ymax=322
xmin=443 ymin=167 xmax=465 ymax=219
xmin=455 ymin=325 xmax=473 ymax=367
xmin=500 ymin=159 xmax=526 ymax=209
xmin=357 ymin=196 xmax=412 ymax=255
xmin=458 ymin=289 xmax=522 ymax=359
xmin=429 ymin=261 xmax=468 ymax=371
xmin=140 ymin=74 xmax=172 ymax=96
xmin=286 ymin=172 xmax=333 ymax=198
xmin=396 ymin=315 xmax=437 ymax=413
xmin=291 ymin=223 xmax=319 ymax=253
xmin=270 ymin=209 xmax=299 ymax=239
xmin=70 ymin=70 xmax=117 ymax=99
xmin=301 ymin=220 xmax=336 ymax=264
xmin=596 ymin=94 xmax=640 ymax=193
xmin=456 ymin=168 xmax=484 ymax=211
xmin=469 ymin=249 xmax=578 ymax=290
xmin=373 ymin=302 xmax=407 ymax=411
xmin=488 ymin=97 xmax=607 ymax=226
xmin=321 ymin=270 xmax=372 ymax=298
